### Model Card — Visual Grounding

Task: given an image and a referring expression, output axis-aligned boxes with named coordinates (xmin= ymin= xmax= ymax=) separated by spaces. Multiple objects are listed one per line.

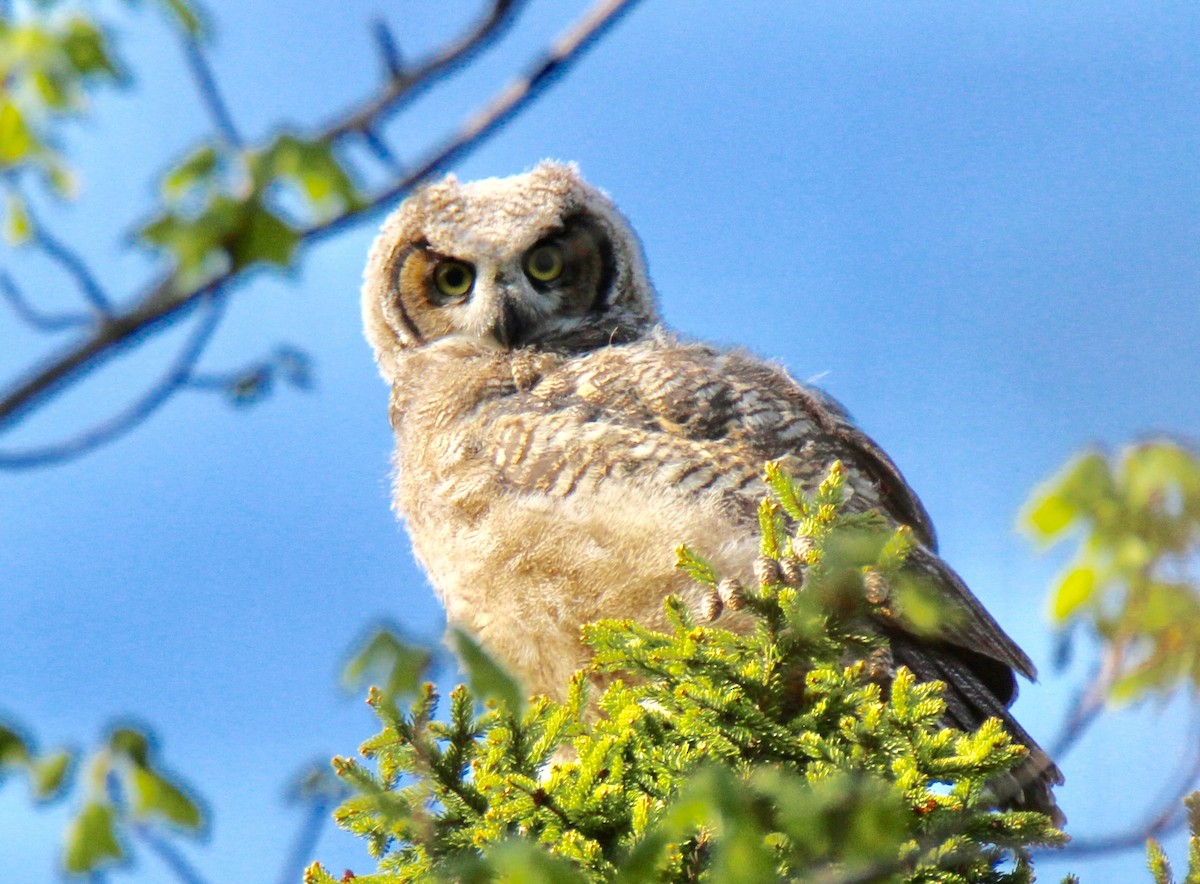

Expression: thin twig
xmin=324 ymin=0 xmax=521 ymax=141
xmin=1039 ymin=711 xmax=1200 ymax=859
xmin=1048 ymin=669 xmax=1106 ymax=760
xmin=28 ymin=215 xmax=115 ymax=316
xmin=274 ymin=798 xmax=335 ymax=884
xmin=0 ymin=293 xmax=225 ymax=469
xmin=0 ymin=272 xmax=91 ymax=331
xmin=131 ymin=824 xmax=211 ymax=884
xmin=371 ymin=18 xmax=405 ymax=80
xmin=308 ymin=0 xmax=645 ymax=246
xmin=361 ymin=126 xmax=404 ymax=174
xmin=0 ymin=0 xmax=643 ymax=447
xmin=181 ymin=35 xmax=242 ymax=149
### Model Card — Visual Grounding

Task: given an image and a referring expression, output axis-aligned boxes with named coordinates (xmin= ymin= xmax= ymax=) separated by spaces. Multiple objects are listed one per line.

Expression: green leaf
xmin=893 ymin=573 xmax=955 ymax=636
xmin=227 ymin=201 xmax=299 ymax=270
xmin=343 ymin=628 xmax=431 ymax=703
xmin=31 ymin=749 xmax=72 ymax=800
xmin=129 ymin=765 xmax=203 ymax=830
xmin=3 ymin=191 xmax=32 ymax=245
xmin=108 ymin=727 xmax=150 ymax=765
xmin=486 ymin=839 xmax=590 ymax=883
xmin=61 ymin=18 xmax=119 ymax=78
xmin=1024 ymin=491 xmax=1076 ymax=538
xmin=0 ymin=100 xmax=37 ymax=165
xmin=140 ymin=202 xmax=238 ymax=274
xmin=162 ymin=144 xmax=219 ymax=201
xmin=755 ymin=769 xmax=908 ymax=871
xmin=450 ymin=627 xmax=525 ymax=715
xmin=1051 ymin=567 xmax=1096 ymax=621
xmin=0 ymin=725 xmax=31 ymax=767
xmin=153 ymin=0 xmax=205 ymax=37
xmin=63 ymin=801 xmax=123 ymax=873
xmin=258 ymin=133 xmax=361 ymax=217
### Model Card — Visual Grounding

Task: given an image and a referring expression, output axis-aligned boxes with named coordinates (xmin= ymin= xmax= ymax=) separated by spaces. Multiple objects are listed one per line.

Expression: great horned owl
xmin=361 ymin=161 xmax=1062 ymax=821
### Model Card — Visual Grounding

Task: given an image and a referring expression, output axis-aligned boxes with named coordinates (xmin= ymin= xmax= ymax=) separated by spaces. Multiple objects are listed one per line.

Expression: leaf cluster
xmin=141 ymin=132 xmax=364 ymax=286
xmin=59 ymin=726 xmax=204 ymax=875
xmin=1022 ymin=440 xmax=1200 ymax=702
xmin=313 ymin=462 xmax=1065 ymax=882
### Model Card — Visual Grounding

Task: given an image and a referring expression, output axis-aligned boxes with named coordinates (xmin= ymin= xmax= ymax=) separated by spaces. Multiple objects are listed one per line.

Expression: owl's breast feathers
xmin=389 ymin=332 xmax=1062 ymax=822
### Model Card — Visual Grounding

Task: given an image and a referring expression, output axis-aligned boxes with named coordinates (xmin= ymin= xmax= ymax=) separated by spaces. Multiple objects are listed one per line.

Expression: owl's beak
xmin=491 ymin=301 xmax=529 ymax=349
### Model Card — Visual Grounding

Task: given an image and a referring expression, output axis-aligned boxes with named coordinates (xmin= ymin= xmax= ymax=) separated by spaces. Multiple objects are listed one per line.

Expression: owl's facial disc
xmin=395 ymin=214 xmax=615 ymax=350
xmin=507 ymin=214 xmax=615 ymax=334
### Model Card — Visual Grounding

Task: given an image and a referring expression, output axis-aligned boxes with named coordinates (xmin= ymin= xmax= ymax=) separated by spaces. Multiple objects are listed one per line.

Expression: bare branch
xmin=0 ymin=293 xmax=225 ymax=469
xmin=0 ymin=272 xmax=91 ymax=331
xmin=0 ymin=0 xmax=643 ymax=448
xmin=371 ymin=17 xmax=405 ymax=81
xmin=1048 ymin=661 xmax=1107 ymax=760
xmin=28 ymin=210 xmax=115 ymax=316
xmin=366 ymin=0 xmax=643 ymax=208
xmin=361 ymin=126 xmax=404 ymax=174
xmin=274 ymin=795 xmax=338 ymax=884
xmin=181 ymin=34 xmax=242 ymax=149
xmin=131 ymin=824 xmax=211 ymax=884
xmin=1040 ymin=711 xmax=1200 ymax=859
xmin=324 ymin=0 xmax=521 ymax=142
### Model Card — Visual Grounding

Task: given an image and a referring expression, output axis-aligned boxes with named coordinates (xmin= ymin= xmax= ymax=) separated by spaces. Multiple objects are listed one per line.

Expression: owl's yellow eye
xmin=524 ymin=244 xmax=564 ymax=283
xmin=434 ymin=261 xmax=474 ymax=298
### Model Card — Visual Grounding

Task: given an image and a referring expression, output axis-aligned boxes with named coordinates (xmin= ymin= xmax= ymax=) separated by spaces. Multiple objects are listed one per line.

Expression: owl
xmin=361 ymin=161 xmax=1062 ymax=822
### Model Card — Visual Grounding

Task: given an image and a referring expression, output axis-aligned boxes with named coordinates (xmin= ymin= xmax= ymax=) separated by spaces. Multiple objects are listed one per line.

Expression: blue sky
xmin=2 ymin=1 xmax=1199 ymax=880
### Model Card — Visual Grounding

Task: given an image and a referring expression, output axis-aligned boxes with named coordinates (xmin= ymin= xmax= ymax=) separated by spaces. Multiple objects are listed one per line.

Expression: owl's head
xmin=362 ymin=161 xmax=658 ymax=377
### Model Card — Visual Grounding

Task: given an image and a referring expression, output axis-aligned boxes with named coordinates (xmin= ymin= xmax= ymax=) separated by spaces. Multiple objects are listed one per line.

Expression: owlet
xmin=361 ymin=161 xmax=1062 ymax=822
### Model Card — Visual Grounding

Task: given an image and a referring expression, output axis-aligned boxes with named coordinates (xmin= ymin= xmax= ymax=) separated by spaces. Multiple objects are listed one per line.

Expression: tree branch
xmin=274 ymin=797 xmax=336 ymax=884
xmin=0 ymin=271 xmax=91 ymax=331
xmin=20 ymin=198 xmax=116 ymax=317
xmin=181 ymin=34 xmax=242 ymax=150
xmin=0 ymin=292 xmax=225 ymax=468
xmin=323 ymin=0 xmax=521 ymax=142
xmin=131 ymin=823 xmax=211 ymax=884
xmin=0 ymin=0 xmax=643 ymax=455
xmin=1039 ymin=711 xmax=1200 ymax=859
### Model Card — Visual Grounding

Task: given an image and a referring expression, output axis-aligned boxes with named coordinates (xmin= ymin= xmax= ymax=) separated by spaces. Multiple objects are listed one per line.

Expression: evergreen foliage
xmin=309 ymin=463 xmax=1066 ymax=882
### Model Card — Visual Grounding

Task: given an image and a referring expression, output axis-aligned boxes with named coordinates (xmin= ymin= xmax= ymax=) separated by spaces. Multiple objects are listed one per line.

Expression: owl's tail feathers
xmin=888 ymin=632 xmax=1066 ymax=829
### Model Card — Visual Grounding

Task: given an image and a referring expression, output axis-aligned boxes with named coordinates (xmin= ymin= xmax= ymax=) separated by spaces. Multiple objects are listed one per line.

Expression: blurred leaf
xmin=153 ymin=0 xmax=205 ymax=37
xmin=227 ymin=366 xmax=272 ymax=406
xmin=343 ymin=628 xmax=431 ymax=703
xmin=129 ymin=765 xmax=203 ymax=830
xmin=259 ymin=133 xmax=361 ymax=217
xmin=1024 ymin=491 xmax=1076 ymax=539
xmin=63 ymin=800 xmax=123 ymax=873
xmin=31 ymin=749 xmax=72 ymax=800
xmin=61 ymin=18 xmax=119 ymax=78
xmin=0 ymin=100 xmax=37 ymax=165
xmin=227 ymin=200 xmax=299 ymax=269
xmin=3 ymin=190 xmax=32 ymax=244
xmin=274 ymin=346 xmax=313 ymax=390
xmin=894 ymin=573 xmax=955 ymax=636
xmin=108 ymin=728 xmax=150 ymax=766
xmin=755 ymin=768 xmax=908 ymax=871
xmin=0 ymin=725 xmax=30 ymax=767
xmin=140 ymin=198 xmax=240 ymax=273
xmin=486 ymin=839 xmax=590 ymax=883
xmin=162 ymin=144 xmax=219 ymax=201
xmin=1051 ymin=567 xmax=1096 ymax=622
xmin=450 ymin=627 xmax=524 ymax=715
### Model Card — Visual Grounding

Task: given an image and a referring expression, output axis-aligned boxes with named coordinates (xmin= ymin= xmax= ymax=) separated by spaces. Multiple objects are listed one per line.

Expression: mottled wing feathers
xmin=487 ymin=338 xmax=1036 ymax=681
